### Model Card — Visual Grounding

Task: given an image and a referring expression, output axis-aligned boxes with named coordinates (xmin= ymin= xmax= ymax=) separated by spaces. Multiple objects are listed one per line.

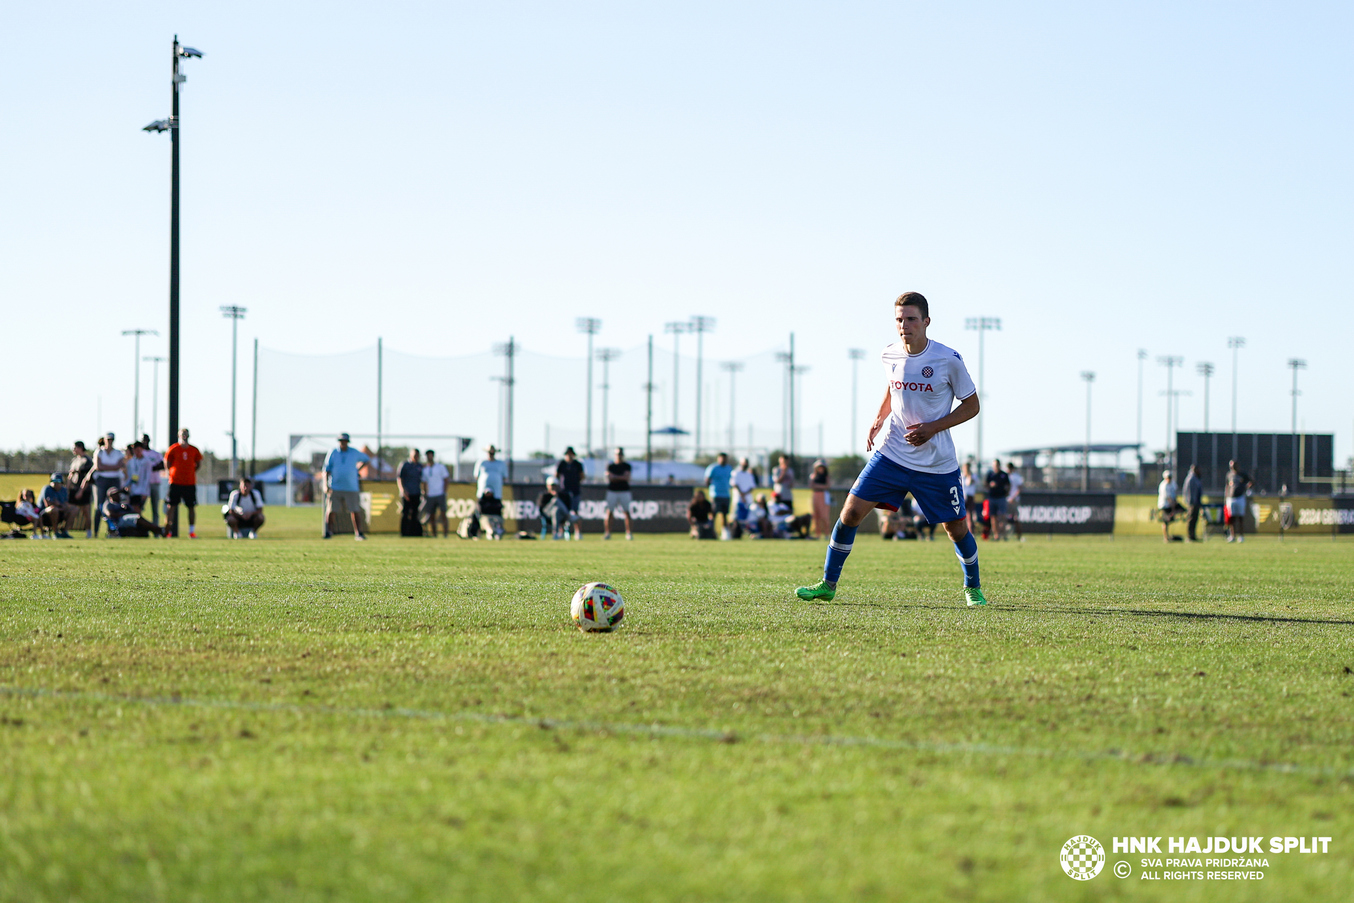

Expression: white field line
xmin=1 ymin=684 xmax=1346 ymax=780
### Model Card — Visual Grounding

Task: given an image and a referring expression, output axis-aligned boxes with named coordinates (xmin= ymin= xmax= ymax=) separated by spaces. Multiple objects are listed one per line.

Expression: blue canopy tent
xmin=253 ymin=463 xmax=311 ymax=483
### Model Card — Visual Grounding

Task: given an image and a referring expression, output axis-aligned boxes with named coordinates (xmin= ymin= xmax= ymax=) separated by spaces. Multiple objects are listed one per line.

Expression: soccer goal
xmin=284 ymin=433 xmax=474 ymax=508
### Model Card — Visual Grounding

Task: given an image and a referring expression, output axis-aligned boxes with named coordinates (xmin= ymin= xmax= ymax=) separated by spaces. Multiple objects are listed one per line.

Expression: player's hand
xmin=866 ymin=421 xmax=883 ymax=450
xmin=904 ymin=422 xmax=935 ymax=446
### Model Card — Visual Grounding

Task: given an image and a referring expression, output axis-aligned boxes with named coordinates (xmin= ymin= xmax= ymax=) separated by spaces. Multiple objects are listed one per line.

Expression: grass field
xmin=2 ymin=524 xmax=1352 ymax=902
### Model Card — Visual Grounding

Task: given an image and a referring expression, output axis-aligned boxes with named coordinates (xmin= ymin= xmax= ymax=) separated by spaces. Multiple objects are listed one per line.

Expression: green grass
xmin=2 ymin=531 xmax=1353 ymax=902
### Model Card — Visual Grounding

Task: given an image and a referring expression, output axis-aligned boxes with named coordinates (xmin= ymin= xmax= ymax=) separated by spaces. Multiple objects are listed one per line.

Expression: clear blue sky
xmin=4 ymin=2 xmax=1351 ymax=467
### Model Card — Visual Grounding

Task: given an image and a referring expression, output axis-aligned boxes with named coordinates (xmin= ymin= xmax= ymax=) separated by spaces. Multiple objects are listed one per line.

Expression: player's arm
xmin=865 ymin=387 xmax=891 ymax=450
xmin=905 ymin=393 xmax=980 ymax=447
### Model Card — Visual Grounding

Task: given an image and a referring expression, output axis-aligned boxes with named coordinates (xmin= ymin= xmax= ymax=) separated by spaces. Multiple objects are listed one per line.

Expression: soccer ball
xmin=571 ymin=582 xmax=625 ymax=632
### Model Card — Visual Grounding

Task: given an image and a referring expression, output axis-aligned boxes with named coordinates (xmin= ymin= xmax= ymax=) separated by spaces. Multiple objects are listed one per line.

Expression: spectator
xmin=1006 ymin=463 xmax=1025 ymax=541
xmin=163 ymin=428 xmax=203 ymax=538
xmin=323 ymin=432 xmax=369 ymax=540
xmin=962 ymin=461 xmax=980 ymax=536
xmin=771 ymin=455 xmax=795 ymax=509
xmin=537 ymin=477 xmax=571 ymax=539
xmin=1158 ymin=469 xmax=1180 ymax=542
xmin=554 ymin=447 xmax=585 ymax=540
xmin=1182 ymin=464 xmax=1204 ymax=542
xmin=101 ymin=487 xmax=162 ymax=537
xmin=474 ymin=445 xmax=507 ymax=504
xmin=732 ymin=457 xmax=757 ymax=533
xmin=746 ymin=493 xmax=772 ymax=539
xmin=477 ymin=491 xmax=506 ymax=540
xmin=878 ymin=505 xmax=909 ymax=540
xmin=984 ymin=459 xmax=1010 ymax=541
xmin=67 ymin=442 xmax=94 ymax=537
xmin=808 ymin=459 xmax=831 ymax=539
xmin=603 ymin=447 xmax=633 ymax=541
xmin=223 ymin=477 xmax=266 ymax=538
xmin=421 ymin=449 xmax=451 ymax=538
xmin=687 ymin=488 xmax=714 ymax=539
xmin=124 ymin=442 xmax=153 ymax=512
xmin=704 ymin=452 xmax=734 ymax=538
xmin=770 ymin=497 xmax=813 ymax=539
xmin=394 ymin=448 xmax=423 ymax=536
xmin=13 ymin=489 xmax=44 ymax=537
xmin=1224 ymin=460 xmax=1251 ymax=544
xmin=37 ymin=474 xmax=74 ymax=539
xmin=140 ymin=434 xmax=165 ymax=524
xmin=91 ymin=433 xmax=125 ymax=538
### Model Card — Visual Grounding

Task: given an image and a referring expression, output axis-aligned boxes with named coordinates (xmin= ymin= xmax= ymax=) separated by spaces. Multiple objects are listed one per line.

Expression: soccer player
xmin=796 ymin=292 xmax=988 ymax=606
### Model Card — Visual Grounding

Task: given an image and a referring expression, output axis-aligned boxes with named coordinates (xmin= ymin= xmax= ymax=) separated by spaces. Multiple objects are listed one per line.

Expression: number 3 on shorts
xmin=949 ymin=486 xmax=962 ymax=514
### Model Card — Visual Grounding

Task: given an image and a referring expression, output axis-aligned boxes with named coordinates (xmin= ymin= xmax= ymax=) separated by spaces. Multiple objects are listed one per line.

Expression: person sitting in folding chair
xmin=102 ymin=487 xmax=163 ymax=537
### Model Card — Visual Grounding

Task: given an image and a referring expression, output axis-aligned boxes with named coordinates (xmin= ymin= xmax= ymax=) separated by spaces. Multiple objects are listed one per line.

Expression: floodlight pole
xmin=664 ymin=321 xmax=690 ymax=460
xmin=847 ymin=349 xmax=866 ymax=454
xmin=1196 ymin=361 xmax=1214 ymax=433
xmin=644 ymin=335 xmax=655 ymax=484
xmin=143 ymin=355 xmax=166 ymax=449
xmin=1157 ymin=356 xmax=1183 ymax=474
xmin=690 ymin=315 xmax=715 ymax=459
xmin=596 ymin=348 xmax=620 ymax=451
xmin=1288 ymin=358 xmax=1306 ymax=492
xmin=1080 ymin=371 xmax=1095 ymax=492
xmin=493 ymin=338 xmax=517 ymax=479
xmin=219 ymin=307 xmax=246 ymax=478
xmin=1136 ymin=349 xmax=1147 ymax=468
xmin=964 ymin=317 xmax=1001 ymax=465
xmin=122 ymin=329 xmax=157 ymax=439
xmin=720 ymin=361 xmax=743 ymax=453
xmin=376 ymin=337 xmax=383 ymax=470
xmin=250 ymin=338 xmax=258 ymax=477
xmin=1228 ymin=336 xmax=1245 ymax=460
xmin=576 ymin=317 xmax=600 ymax=454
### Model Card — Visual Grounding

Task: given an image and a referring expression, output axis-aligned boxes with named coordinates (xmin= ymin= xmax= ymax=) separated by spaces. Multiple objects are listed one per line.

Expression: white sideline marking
xmin=1 ymin=685 xmax=1345 ymax=779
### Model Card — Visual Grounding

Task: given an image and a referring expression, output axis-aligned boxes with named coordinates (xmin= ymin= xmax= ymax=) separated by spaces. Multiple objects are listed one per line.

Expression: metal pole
xmin=664 ymin=322 xmax=688 ymax=460
xmin=965 ymin=318 xmax=1001 ymax=466
xmin=1158 ymin=356 xmax=1183 ymax=474
xmin=848 ymin=349 xmax=865 ymax=454
xmin=1196 ymin=362 xmax=1214 ymax=434
xmin=596 ymin=349 xmax=620 ymax=454
xmin=645 ymin=335 xmax=653 ymax=481
xmin=143 ymin=356 xmax=166 ymax=449
xmin=1228 ymin=337 xmax=1245 ymax=460
xmin=1081 ymin=371 xmax=1095 ymax=492
xmin=123 ymin=329 xmax=157 ymax=439
xmin=691 ymin=316 xmax=715 ymax=459
xmin=169 ymin=37 xmax=182 ymax=442
xmin=1136 ymin=349 xmax=1147 ymax=467
xmin=1288 ymin=358 xmax=1306 ymax=492
xmin=376 ymin=337 xmax=383 ymax=471
xmin=219 ymin=307 xmax=246 ymax=479
xmin=250 ymin=338 xmax=258 ymax=477
xmin=788 ymin=333 xmax=796 ymax=464
xmin=721 ymin=361 xmax=743 ymax=454
xmin=576 ymin=318 xmax=600 ymax=455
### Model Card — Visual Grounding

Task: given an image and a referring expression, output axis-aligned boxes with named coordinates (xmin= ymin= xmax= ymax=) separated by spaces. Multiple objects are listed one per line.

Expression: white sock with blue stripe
xmin=823 ymin=519 xmax=857 ymax=584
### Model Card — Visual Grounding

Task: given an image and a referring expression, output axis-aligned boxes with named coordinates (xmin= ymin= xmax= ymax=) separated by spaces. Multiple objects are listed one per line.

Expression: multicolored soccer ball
xmin=571 ymin=582 xmax=625 ymax=632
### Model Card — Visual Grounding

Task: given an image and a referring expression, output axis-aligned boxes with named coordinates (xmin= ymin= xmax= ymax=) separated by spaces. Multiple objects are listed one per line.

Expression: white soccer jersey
xmin=876 ymin=339 xmax=976 ymax=474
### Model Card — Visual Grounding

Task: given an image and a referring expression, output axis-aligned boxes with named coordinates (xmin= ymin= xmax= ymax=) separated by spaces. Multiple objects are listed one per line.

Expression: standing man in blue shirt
xmin=704 ymin=452 xmax=734 ymax=537
xmin=324 ymin=432 xmax=369 ymax=540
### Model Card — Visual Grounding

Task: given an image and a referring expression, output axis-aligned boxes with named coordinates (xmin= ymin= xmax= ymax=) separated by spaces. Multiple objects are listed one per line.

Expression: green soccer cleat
xmin=796 ymin=580 xmax=836 ymax=602
xmin=964 ymin=586 xmax=989 ymax=607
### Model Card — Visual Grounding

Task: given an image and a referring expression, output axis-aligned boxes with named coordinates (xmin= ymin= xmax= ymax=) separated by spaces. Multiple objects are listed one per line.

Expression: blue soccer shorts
xmin=849 ymin=452 xmax=966 ymax=525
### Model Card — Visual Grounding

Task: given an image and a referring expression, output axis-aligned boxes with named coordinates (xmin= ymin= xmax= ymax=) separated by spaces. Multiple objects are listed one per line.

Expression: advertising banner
xmin=1014 ymin=493 xmax=1117 ymax=534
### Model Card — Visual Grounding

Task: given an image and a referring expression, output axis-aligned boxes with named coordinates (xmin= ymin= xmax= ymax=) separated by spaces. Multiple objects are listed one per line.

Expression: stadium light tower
xmin=1196 ymin=361 xmax=1215 ymax=433
xmin=575 ymin=317 xmax=601 ymax=455
xmin=595 ymin=348 xmax=621 ymax=450
xmin=1227 ymin=336 xmax=1245 ymax=460
xmin=1135 ymin=349 xmax=1148 ymax=467
xmin=1080 ymin=371 xmax=1095 ymax=492
xmin=122 ymin=329 xmax=158 ymax=440
xmin=143 ymin=355 xmax=166 ymax=449
xmin=1157 ymin=356 xmax=1184 ymax=474
xmin=1288 ymin=358 xmax=1307 ymax=492
xmin=493 ymin=338 xmax=517 ymax=479
xmin=664 ymin=321 xmax=690 ymax=459
xmin=964 ymin=317 xmax=1001 ymax=465
xmin=220 ymin=306 xmax=246 ymax=478
xmin=143 ymin=36 xmax=203 ymax=445
xmin=720 ymin=361 xmax=744 ymax=453
xmin=690 ymin=316 xmax=716 ymax=459
xmin=847 ymin=349 xmax=866 ymax=454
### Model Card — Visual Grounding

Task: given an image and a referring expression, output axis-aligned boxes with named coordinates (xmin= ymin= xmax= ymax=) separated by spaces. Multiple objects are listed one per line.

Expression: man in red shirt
xmin=164 ymin=427 xmax=204 ymax=538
